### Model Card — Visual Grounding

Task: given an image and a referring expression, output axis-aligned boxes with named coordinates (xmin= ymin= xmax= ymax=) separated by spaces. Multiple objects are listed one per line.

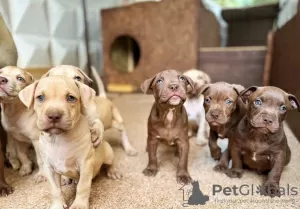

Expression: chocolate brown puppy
xmin=226 ymin=86 xmax=299 ymax=197
xmin=201 ymin=82 xmax=246 ymax=164
xmin=141 ymin=69 xmax=195 ymax=184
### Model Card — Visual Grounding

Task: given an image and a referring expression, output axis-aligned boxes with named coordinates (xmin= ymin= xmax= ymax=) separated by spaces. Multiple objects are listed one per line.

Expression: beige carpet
xmin=1 ymin=94 xmax=300 ymax=209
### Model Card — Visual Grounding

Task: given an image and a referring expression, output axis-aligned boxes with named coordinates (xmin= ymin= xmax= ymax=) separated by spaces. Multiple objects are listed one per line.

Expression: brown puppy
xmin=141 ymin=69 xmax=194 ymax=184
xmin=225 ymin=86 xmax=299 ymax=197
xmin=201 ymin=82 xmax=246 ymax=163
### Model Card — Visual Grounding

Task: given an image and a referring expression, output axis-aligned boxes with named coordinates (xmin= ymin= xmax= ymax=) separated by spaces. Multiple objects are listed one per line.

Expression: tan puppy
xmin=0 ymin=66 xmax=37 ymax=177
xmin=42 ymin=65 xmax=138 ymax=156
xmin=183 ymin=69 xmax=211 ymax=145
xmin=19 ymin=76 xmax=121 ymax=209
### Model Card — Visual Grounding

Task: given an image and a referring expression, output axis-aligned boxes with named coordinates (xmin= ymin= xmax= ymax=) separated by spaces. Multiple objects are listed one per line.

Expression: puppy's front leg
xmin=44 ymin=164 xmax=66 ymax=209
xmin=143 ymin=136 xmax=158 ymax=176
xmin=15 ymin=139 xmax=32 ymax=176
xmin=69 ymin=160 xmax=93 ymax=209
xmin=6 ymin=133 xmax=20 ymax=170
xmin=209 ymin=130 xmax=221 ymax=160
xmin=31 ymin=139 xmax=46 ymax=183
xmin=176 ymin=139 xmax=192 ymax=184
xmin=195 ymin=113 xmax=207 ymax=145
xmin=263 ymin=151 xmax=285 ymax=197
xmin=225 ymin=144 xmax=243 ymax=178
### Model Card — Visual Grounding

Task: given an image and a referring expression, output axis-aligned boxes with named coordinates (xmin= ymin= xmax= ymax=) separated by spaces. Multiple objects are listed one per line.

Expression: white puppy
xmin=183 ymin=69 xmax=211 ymax=145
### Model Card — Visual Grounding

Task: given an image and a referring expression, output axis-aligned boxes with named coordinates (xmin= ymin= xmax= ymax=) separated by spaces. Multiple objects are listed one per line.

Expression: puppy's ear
xmin=41 ymin=70 xmax=51 ymax=78
xmin=75 ymin=81 xmax=96 ymax=108
xmin=141 ymin=75 xmax=157 ymax=94
xmin=203 ymin=72 xmax=211 ymax=84
xmin=240 ymin=86 xmax=258 ymax=103
xmin=287 ymin=94 xmax=300 ymax=112
xmin=232 ymin=84 xmax=245 ymax=96
xmin=198 ymin=84 xmax=210 ymax=95
xmin=76 ymin=67 xmax=93 ymax=85
xmin=19 ymin=81 xmax=39 ymax=109
xmin=184 ymin=75 xmax=195 ymax=91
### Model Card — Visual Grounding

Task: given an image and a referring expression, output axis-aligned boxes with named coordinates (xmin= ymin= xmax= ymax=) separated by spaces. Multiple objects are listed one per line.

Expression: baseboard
xmin=26 ymin=67 xmax=50 ymax=79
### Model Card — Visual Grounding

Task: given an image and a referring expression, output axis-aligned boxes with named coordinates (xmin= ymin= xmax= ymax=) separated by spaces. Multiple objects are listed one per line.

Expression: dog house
xmin=101 ymin=0 xmax=220 ymax=92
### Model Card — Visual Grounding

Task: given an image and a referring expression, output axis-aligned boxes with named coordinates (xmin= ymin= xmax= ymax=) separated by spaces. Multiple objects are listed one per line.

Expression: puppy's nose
xmin=0 ymin=76 xmax=8 ymax=84
xmin=263 ymin=117 xmax=273 ymax=125
xmin=47 ymin=113 xmax=62 ymax=123
xmin=210 ymin=112 xmax=219 ymax=119
xmin=169 ymin=83 xmax=179 ymax=92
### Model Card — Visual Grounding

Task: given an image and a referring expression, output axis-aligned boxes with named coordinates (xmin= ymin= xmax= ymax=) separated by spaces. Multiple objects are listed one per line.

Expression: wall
xmin=0 ymin=0 xmax=124 ymax=74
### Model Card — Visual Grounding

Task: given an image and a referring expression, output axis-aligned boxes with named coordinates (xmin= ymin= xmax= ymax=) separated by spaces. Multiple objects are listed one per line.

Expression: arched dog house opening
xmin=101 ymin=0 xmax=202 ymax=92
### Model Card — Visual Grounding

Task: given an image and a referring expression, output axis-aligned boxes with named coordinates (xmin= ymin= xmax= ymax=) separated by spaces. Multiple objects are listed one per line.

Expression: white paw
xmin=49 ymin=200 xmax=67 ymax=209
xmin=19 ymin=164 xmax=32 ymax=176
xmin=107 ymin=167 xmax=123 ymax=180
xmin=33 ymin=171 xmax=47 ymax=183
xmin=196 ymin=137 xmax=208 ymax=146
xmin=125 ymin=147 xmax=138 ymax=156
xmin=69 ymin=200 xmax=89 ymax=209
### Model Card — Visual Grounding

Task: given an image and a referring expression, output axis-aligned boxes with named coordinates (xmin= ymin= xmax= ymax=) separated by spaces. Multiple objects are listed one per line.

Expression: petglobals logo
xmin=212 ymin=184 xmax=298 ymax=196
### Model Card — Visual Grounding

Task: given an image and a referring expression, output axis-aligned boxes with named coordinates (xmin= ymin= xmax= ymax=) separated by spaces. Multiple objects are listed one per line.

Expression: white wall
xmin=0 ymin=0 xmax=124 ymax=74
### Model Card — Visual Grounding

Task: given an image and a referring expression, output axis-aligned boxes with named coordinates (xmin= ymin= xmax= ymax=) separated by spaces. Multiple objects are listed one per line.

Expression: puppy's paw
xmin=107 ymin=166 xmax=123 ymax=180
xmin=213 ymin=164 xmax=228 ymax=173
xmin=211 ymin=148 xmax=222 ymax=161
xmin=33 ymin=171 xmax=47 ymax=183
xmin=69 ymin=200 xmax=88 ymax=209
xmin=188 ymin=130 xmax=193 ymax=137
xmin=143 ymin=165 xmax=158 ymax=176
xmin=125 ymin=147 xmax=138 ymax=156
xmin=196 ymin=137 xmax=207 ymax=146
xmin=262 ymin=182 xmax=280 ymax=198
xmin=19 ymin=164 xmax=32 ymax=176
xmin=176 ymin=172 xmax=192 ymax=185
xmin=90 ymin=122 xmax=104 ymax=148
xmin=0 ymin=182 xmax=14 ymax=196
xmin=9 ymin=159 xmax=21 ymax=170
xmin=49 ymin=200 xmax=67 ymax=209
xmin=61 ymin=176 xmax=73 ymax=186
xmin=225 ymin=168 xmax=243 ymax=178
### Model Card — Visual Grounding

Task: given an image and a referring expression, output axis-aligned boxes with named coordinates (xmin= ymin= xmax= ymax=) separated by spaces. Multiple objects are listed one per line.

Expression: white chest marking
xmin=166 ymin=108 xmax=174 ymax=122
xmin=252 ymin=152 xmax=257 ymax=161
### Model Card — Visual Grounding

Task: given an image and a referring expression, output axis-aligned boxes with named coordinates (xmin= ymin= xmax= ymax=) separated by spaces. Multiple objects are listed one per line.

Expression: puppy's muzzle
xmin=47 ymin=112 xmax=62 ymax=123
xmin=168 ymin=83 xmax=180 ymax=92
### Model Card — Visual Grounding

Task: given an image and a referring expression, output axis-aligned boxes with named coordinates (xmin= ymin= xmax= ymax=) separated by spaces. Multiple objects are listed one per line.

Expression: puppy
xmin=141 ymin=69 xmax=195 ymax=184
xmin=225 ymin=86 xmax=299 ymax=197
xmin=42 ymin=65 xmax=138 ymax=156
xmin=19 ymin=75 xmax=121 ymax=209
xmin=0 ymin=15 xmax=18 ymax=196
xmin=183 ymin=69 xmax=211 ymax=145
xmin=201 ymin=82 xmax=246 ymax=164
xmin=0 ymin=66 xmax=37 ymax=178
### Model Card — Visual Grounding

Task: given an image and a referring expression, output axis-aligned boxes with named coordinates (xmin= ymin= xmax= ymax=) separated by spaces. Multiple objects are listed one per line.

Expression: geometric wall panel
xmin=51 ymin=39 xmax=78 ymax=66
xmin=14 ymin=35 xmax=51 ymax=67
xmin=10 ymin=0 xmax=49 ymax=36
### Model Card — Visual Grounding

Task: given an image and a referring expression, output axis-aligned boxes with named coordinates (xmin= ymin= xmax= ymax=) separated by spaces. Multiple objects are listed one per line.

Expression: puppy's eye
xmin=67 ymin=95 xmax=77 ymax=102
xmin=254 ymin=99 xmax=262 ymax=106
xmin=156 ymin=79 xmax=163 ymax=84
xmin=225 ymin=99 xmax=233 ymax=105
xmin=179 ymin=76 xmax=185 ymax=82
xmin=74 ymin=76 xmax=82 ymax=81
xmin=205 ymin=98 xmax=211 ymax=104
xmin=36 ymin=95 xmax=44 ymax=102
xmin=280 ymin=105 xmax=287 ymax=112
xmin=17 ymin=76 xmax=25 ymax=82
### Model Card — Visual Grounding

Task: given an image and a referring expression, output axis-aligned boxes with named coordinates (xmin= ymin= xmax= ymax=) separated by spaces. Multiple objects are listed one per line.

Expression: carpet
xmin=1 ymin=94 xmax=300 ymax=209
